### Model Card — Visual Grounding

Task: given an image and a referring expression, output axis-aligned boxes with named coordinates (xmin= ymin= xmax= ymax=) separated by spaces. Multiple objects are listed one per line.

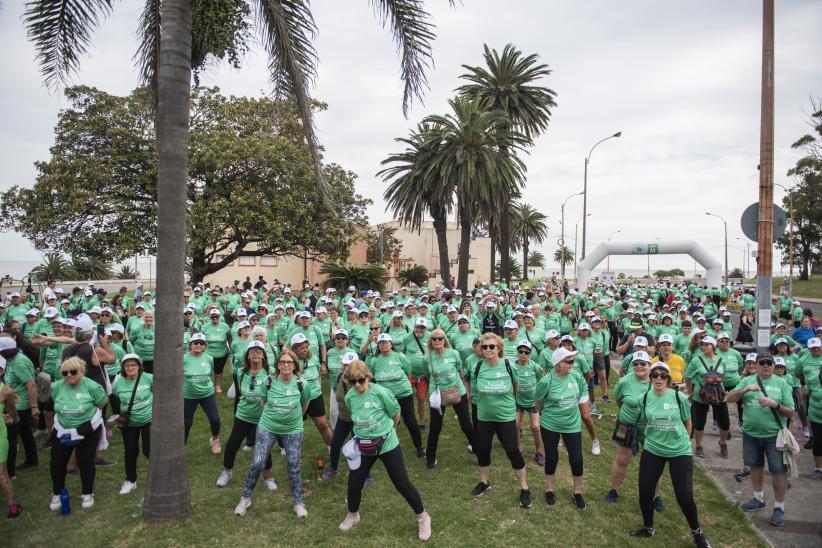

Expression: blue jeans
xmin=742 ymin=432 xmax=786 ymax=474
xmin=243 ymin=428 xmax=304 ymax=503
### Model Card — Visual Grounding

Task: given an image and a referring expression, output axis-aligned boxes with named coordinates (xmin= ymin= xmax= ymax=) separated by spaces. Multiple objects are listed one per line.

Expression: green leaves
xmin=319 ymin=262 xmax=388 ymax=292
xmin=398 ymin=265 xmax=429 ymax=286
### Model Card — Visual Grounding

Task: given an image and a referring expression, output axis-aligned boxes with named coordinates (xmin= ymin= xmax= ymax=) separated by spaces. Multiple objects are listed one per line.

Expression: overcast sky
xmin=1 ymin=0 xmax=820 ymax=274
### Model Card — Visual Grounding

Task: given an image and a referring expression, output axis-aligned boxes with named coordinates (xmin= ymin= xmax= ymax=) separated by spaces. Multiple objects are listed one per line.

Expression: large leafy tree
xmin=366 ymin=224 xmax=403 ymax=265
xmin=20 ymin=0 xmax=445 ymax=519
xmin=511 ymin=202 xmax=548 ymax=280
xmin=457 ymin=44 xmax=557 ymax=285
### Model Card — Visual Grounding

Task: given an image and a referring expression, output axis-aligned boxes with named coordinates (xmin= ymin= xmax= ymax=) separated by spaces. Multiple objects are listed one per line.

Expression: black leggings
xmin=427 ymin=395 xmax=476 ymax=464
xmin=691 ymin=400 xmax=729 ymax=432
xmin=638 ymin=451 xmax=700 ymax=530
xmin=50 ymin=428 xmax=100 ymax=495
xmin=121 ymin=423 xmax=151 ymax=482
xmin=541 ymin=428 xmax=583 ymax=476
xmin=7 ymin=408 xmax=38 ymax=475
xmin=397 ymin=395 xmax=423 ymax=450
xmin=811 ymin=421 xmax=822 ymax=457
xmin=224 ymin=417 xmax=271 ymax=470
xmin=471 ymin=403 xmax=478 ymax=430
xmin=184 ymin=394 xmax=221 ymax=441
xmin=329 ymin=419 xmax=354 ymax=471
xmin=347 ymin=445 xmax=423 ymax=514
xmin=475 ymin=419 xmax=525 ymax=469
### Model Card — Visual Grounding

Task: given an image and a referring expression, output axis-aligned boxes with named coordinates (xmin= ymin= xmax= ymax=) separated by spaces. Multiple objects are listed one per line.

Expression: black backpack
xmin=473 ymin=358 xmax=517 ymax=395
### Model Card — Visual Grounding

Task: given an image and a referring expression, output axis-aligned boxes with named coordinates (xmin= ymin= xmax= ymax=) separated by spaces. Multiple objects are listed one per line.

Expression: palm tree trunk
xmin=457 ymin=207 xmax=472 ymax=291
xmin=432 ymin=213 xmax=451 ymax=289
xmin=143 ymin=0 xmax=192 ymax=520
xmin=522 ymin=242 xmax=529 ymax=280
xmin=499 ymin=201 xmax=511 ymax=285
xmin=489 ymin=231 xmax=496 ymax=283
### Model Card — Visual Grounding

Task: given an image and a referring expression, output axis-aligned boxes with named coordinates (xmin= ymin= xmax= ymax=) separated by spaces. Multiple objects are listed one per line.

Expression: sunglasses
xmin=278 ymin=359 xmax=295 ymax=365
xmin=431 ymin=336 xmax=445 ymax=342
xmin=633 ymin=362 xmax=648 ymax=367
xmin=335 ymin=335 xmax=348 ymax=340
xmin=481 ymin=344 xmax=497 ymax=350
xmin=61 ymin=369 xmax=79 ymax=377
xmin=650 ymin=372 xmax=670 ymax=380
xmin=758 ymin=361 xmax=774 ymax=367
xmin=518 ymin=349 xmax=531 ymax=355
xmin=562 ymin=359 xmax=575 ymax=365
xmin=370 ymin=328 xmax=380 ymax=332
xmin=348 ymin=377 xmax=368 ymax=387
xmin=192 ymin=341 xmax=206 ymax=345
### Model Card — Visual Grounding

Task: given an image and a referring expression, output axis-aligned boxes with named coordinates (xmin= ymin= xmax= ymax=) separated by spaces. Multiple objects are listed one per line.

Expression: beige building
xmin=383 ymin=220 xmax=492 ymax=289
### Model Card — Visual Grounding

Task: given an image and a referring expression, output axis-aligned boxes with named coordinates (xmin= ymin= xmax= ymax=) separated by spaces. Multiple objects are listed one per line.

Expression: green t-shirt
xmin=202 ymin=321 xmax=231 ymax=359
xmin=514 ymin=360 xmax=543 ymax=408
xmin=427 ymin=348 xmax=466 ymax=398
xmin=615 ymin=373 xmax=651 ymax=427
xmin=182 ymin=353 xmax=214 ymax=399
xmin=5 ymin=353 xmax=35 ymax=410
xmin=448 ymin=329 xmax=478 ymax=362
xmin=471 ymin=359 xmax=518 ymax=422
xmin=259 ymin=376 xmax=310 ymax=435
xmin=733 ymin=374 xmax=794 ymax=438
xmin=797 ymin=352 xmax=822 ymax=381
xmin=234 ymin=368 xmax=269 ymax=424
xmin=112 ymin=373 xmax=154 ymax=426
xmin=366 ymin=352 xmax=412 ymax=398
xmin=51 ymin=377 xmax=106 ymax=428
xmin=684 ymin=354 xmax=725 ymax=404
xmin=129 ymin=323 xmax=156 ymax=361
xmin=41 ymin=341 xmax=66 ymax=380
xmin=534 ymin=369 xmax=586 ymax=433
xmin=640 ymin=389 xmax=691 ymax=458
xmin=806 ymin=368 xmax=822 ymax=424
xmin=400 ymin=331 xmax=430 ymax=378
xmin=716 ymin=348 xmax=744 ymax=387
xmin=297 ymin=355 xmax=323 ymax=400
xmin=106 ymin=342 xmax=127 ymax=377
xmin=345 ymin=382 xmax=401 ymax=454
xmin=465 ymin=353 xmax=482 ymax=399
xmin=327 ymin=345 xmax=355 ymax=382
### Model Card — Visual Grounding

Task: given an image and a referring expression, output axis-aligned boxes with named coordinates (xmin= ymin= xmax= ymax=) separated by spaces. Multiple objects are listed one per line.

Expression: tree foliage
xmin=495 ymin=258 xmax=522 ymax=280
xmin=0 ymin=86 xmax=371 ymax=283
xmin=653 ymin=268 xmax=685 ymax=278
xmin=728 ymin=267 xmax=745 ymax=279
xmin=398 ymin=265 xmax=429 ymax=286
xmin=29 ymin=253 xmax=76 ymax=282
xmin=527 ymin=250 xmax=545 ymax=269
xmin=366 ymin=225 xmax=402 ymax=265
xmin=70 ymin=253 xmax=113 ymax=280
xmin=553 ymin=245 xmax=574 ymax=268
xmin=319 ymin=262 xmax=388 ymax=293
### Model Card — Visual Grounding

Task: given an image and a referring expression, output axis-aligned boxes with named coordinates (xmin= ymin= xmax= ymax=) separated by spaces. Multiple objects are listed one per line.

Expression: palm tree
xmin=69 ymin=254 xmax=113 ymax=281
xmin=117 ymin=265 xmax=139 ymax=280
xmin=427 ymin=96 xmax=527 ymax=291
xmin=381 ymin=123 xmax=454 ymax=287
xmin=495 ymin=257 xmax=522 ymax=280
xmin=458 ymin=44 xmax=557 ymax=285
xmin=22 ymin=0 xmax=444 ymax=519
xmin=554 ymin=245 xmax=574 ymax=272
xmin=398 ymin=265 xmax=428 ymax=286
xmin=528 ymin=250 xmax=545 ymax=269
xmin=320 ymin=261 xmax=388 ymax=292
xmin=511 ymin=202 xmax=548 ymax=280
xmin=29 ymin=253 xmax=76 ymax=281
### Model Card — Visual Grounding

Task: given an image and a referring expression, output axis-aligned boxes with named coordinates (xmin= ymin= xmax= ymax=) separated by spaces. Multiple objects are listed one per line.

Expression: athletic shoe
xmin=802 ymin=426 xmax=810 ymax=438
xmin=106 ymin=414 xmax=119 ymax=424
xmin=49 ymin=495 xmax=61 ymax=512
xmin=294 ymin=503 xmax=308 ymax=518
xmin=535 ymin=451 xmax=545 ymax=466
xmin=630 ymin=527 xmax=655 ymax=538
xmin=280 ymin=447 xmax=286 ymax=455
xmin=81 ymin=494 xmax=94 ymax=509
xmin=363 ymin=475 xmax=374 ymax=487
xmin=426 ymin=459 xmax=437 ymax=470
xmin=119 ymin=481 xmax=137 ymax=495
xmin=520 ymin=489 xmax=532 ymax=509
xmin=95 ymin=458 xmax=116 ymax=466
xmin=591 ymin=439 xmax=602 ymax=456
xmin=809 ymin=469 xmax=822 ymax=481
xmin=604 ymin=489 xmax=619 ymax=503
xmin=416 ymin=446 xmax=427 ymax=459
xmin=265 ymin=478 xmax=278 ymax=492
xmin=210 ymin=436 xmax=222 ymax=455
xmin=216 ymin=470 xmax=233 ymax=487
xmin=719 ymin=443 xmax=728 ymax=459
xmin=7 ymin=503 xmax=22 ymax=519
xmin=695 ymin=446 xmax=704 ymax=458
xmin=741 ymin=498 xmax=766 ymax=511
xmin=471 ymin=482 xmax=490 ymax=497
xmin=573 ymin=493 xmax=587 ymax=510
xmin=467 ymin=444 xmax=474 ymax=454
xmin=769 ymin=507 xmax=785 ymax=527
xmin=41 ymin=439 xmax=52 ymax=450
xmin=601 ymin=395 xmax=611 ymax=403
xmin=735 ymin=467 xmax=751 ymax=482
xmin=712 ymin=420 xmax=718 ymax=432
xmin=590 ymin=403 xmax=598 ymax=415
xmin=417 ymin=511 xmax=432 ymax=541
xmin=234 ymin=497 xmax=251 ymax=516
xmin=339 ymin=512 xmax=361 ymax=531
xmin=653 ymin=496 xmax=664 ymax=513
xmin=106 ymin=429 xmax=113 ymax=440
xmin=242 ymin=445 xmax=253 ymax=452
xmin=319 ymin=468 xmax=338 ymax=481
xmin=692 ymin=528 xmax=712 ymax=548
xmin=544 ymin=491 xmax=555 ymax=505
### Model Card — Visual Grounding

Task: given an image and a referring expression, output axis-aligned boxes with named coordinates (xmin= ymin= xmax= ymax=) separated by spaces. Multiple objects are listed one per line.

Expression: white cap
xmin=135 ymin=303 xmax=146 ymax=310
xmin=447 ymin=306 xmax=458 ymax=314
xmin=75 ymin=314 xmax=94 ymax=333
xmin=745 ymin=352 xmax=758 ymax=362
xmin=209 ymin=309 xmax=221 ymax=316
xmin=190 ymin=332 xmax=207 ymax=342
xmin=61 ymin=299 xmax=70 ymax=305
xmin=793 ymin=300 xmax=801 ymax=306
xmin=236 ymin=307 xmax=248 ymax=316
xmin=657 ymin=333 xmax=674 ymax=344
xmin=236 ymin=320 xmax=251 ymax=330
xmin=341 ymin=351 xmax=358 ymax=365
xmin=108 ymin=323 xmax=125 ymax=334
xmin=316 ymin=306 xmax=328 ymax=314
xmin=246 ymin=340 xmax=265 ymax=352
xmin=631 ymin=350 xmax=651 ymax=363
xmin=585 ymin=310 xmax=595 ymax=317
xmin=486 ymin=301 xmax=497 ymax=309
xmin=551 ymin=347 xmax=578 ymax=366
xmin=560 ymin=334 xmax=574 ymax=343
xmin=517 ymin=340 xmax=532 ymax=350
xmin=578 ymin=322 xmax=591 ymax=331
xmin=414 ymin=318 xmax=428 ymax=328
xmin=634 ymin=336 xmax=649 ymax=347
xmin=26 ymin=308 xmax=40 ymax=317
xmin=283 ymin=287 xmax=292 ymax=293
xmin=335 ymin=329 xmax=349 ymax=337
xmin=717 ymin=332 xmax=731 ymax=341
xmin=545 ymin=329 xmax=560 ymax=340
xmin=290 ymin=333 xmax=308 ymax=346
xmin=377 ymin=333 xmax=392 ymax=343
xmin=591 ymin=316 xmax=602 ymax=322
xmin=348 ymin=285 xmax=356 ymax=292
xmin=392 ymin=310 xmax=404 ymax=318
xmin=701 ymin=335 xmax=717 ymax=346
xmin=342 ymin=438 xmax=361 ymax=470
xmin=808 ymin=337 xmax=822 ymax=349
xmin=84 ymin=289 xmax=93 ymax=296
xmin=649 ymin=362 xmax=671 ymax=374
xmin=774 ymin=356 xmax=786 ymax=367
xmin=121 ymin=353 xmax=142 ymax=365
xmin=457 ymin=314 xmax=470 ymax=322
xmin=503 ymin=319 xmax=518 ymax=330
xmin=0 ymin=338 xmax=17 ymax=351
xmin=298 ymin=311 xmax=312 ymax=319
xmin=385 ymin=301 xmax=395 ymax=308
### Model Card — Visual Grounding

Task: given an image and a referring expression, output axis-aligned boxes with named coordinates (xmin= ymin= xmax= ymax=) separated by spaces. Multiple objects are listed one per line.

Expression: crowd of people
xmin=1 ymin=277 xmax=821 ymax=546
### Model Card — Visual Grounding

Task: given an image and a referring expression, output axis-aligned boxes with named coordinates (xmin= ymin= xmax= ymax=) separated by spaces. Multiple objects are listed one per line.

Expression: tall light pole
xmin=573 ymin=213 xmax=591 ymax=282
xmin=736 ymin=237 xmax=752 ymax=279
xmin=776 ymin=183 xmax=794 ymax=294
xmin=560 ymin=191 xmax=583 ymax=279
xmin=706 ymin=212 xmax=728 ymax=285
xmin=606 ymin=229 xmax=621 ymax=270
xmin=582 ymin=131 xmax=621 ymax=261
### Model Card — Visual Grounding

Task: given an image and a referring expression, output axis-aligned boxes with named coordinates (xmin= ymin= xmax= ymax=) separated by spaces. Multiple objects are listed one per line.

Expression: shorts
xmin=409 ymin=375 xmax=429 ymax=400
xmin=742 ymin=432 xmax=787 ymax=474
xmin=213 ymin=356 xmax=229 ymax=375
xmin=594 ymin=355 xmax=606 ymax=371
xmin=516 ymin=404 xmax=538 ymax=414
xmin=303 ymin=395 xmax=326 ymax=418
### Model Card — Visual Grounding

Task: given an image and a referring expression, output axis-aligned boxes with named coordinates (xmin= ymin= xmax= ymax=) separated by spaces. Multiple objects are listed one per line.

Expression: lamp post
xmin=776 ymin=183 xmax=794 ymax=294
xmin=606 ymin=229 xmax=621 ymax=270
xmin=573 ymin=213 xmax=591 ymax=282
xmin=706 ymin=212 xmax=728 ymax=285
xmin=736 ymin=237 xmax=752 ymax=279
xmin=582 ymin=131 xmax=621 ymax=261
xmin=560 ymin=191 xmax=583 ymax=279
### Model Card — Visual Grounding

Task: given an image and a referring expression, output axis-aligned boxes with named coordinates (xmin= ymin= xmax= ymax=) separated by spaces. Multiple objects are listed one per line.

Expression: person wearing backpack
xmin=684 ymin=336 xmax=730 ymax=458
xmin=631 ymin=363 xmax=710 ymax=548
xmin=726 ymin=353 xmax=795 ymax=527
xmin=468 ymin=333 xmax=531 ymax=508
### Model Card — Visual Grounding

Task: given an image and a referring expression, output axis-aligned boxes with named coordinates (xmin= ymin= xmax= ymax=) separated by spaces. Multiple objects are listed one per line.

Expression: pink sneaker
xmin=339 ymin=512 xmax=360 ymax=531
xmin=417 ymin=511 xmax=432 ymax=541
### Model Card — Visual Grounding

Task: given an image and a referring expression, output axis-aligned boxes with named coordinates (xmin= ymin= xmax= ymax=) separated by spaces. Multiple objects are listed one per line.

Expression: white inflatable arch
xmin=577 ymin=240 xmax=722 ymax=288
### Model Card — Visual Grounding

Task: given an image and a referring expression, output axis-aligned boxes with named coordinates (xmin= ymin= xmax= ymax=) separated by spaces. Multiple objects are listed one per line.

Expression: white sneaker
xmin=81 ymin=494 xmax=94 ymax=509
xmin=280 ymin=447 xmax=286 ymax=456
xmin=591 ymin=439 xmax=602 ymax=456
xmin=234 ymin=496 xmax=252 ymax=516
xmin=242 ymin=444 xmax=253 ymax=452
xmin=119 ymin=481 xmax=137 ymax=495
xmin=294 ymin=503 xmax=308 ymax=518
xmin=107 ymin=414 xmax=119 ymax=424
xmin=339 ymin=511 xmax=361 ymax=531
xmin=590 ymin=403 xmax=598 ymax=415
xmin=49 ymin=495 xmax=61 ymax=512
xmin=265 ymin=478 xmax=278 ymax=491
xmin=803 ymin=426 xmax=811 ymax=438
xmin=216 ymin=470 xmax=233 ymax=487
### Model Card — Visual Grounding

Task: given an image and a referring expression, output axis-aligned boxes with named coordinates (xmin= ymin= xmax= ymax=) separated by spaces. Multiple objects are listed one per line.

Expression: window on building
xmin=260 ymin=256 xmax=277 ymax=267
xmin=238 ymin=256 xmax=256 ymax=266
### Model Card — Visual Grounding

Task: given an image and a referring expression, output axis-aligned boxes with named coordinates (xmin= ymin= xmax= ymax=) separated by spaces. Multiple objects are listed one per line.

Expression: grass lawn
xmin=6 ymin=378 xmax=765 ymax=548
xmin=772 ymin=275 xmax=822 ymax=300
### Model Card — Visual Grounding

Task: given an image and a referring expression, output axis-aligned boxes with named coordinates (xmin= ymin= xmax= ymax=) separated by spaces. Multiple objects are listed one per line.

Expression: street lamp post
xmin=573 ymin=214 xmax=591 ymax=282
xmin=560 ymin=191 xmax=583 ymax=279
xmin=606 ymin=230 xmax=621 ymax=270
xmin=706 ymin=212 xmax=728 ymax=285
xmin=736 ymin=237 xmax=752 ymax=279
xmin=582 ymin=131 xmax=621 ymax=261
xmin=776 ymin=183 xmax=795 ymax=294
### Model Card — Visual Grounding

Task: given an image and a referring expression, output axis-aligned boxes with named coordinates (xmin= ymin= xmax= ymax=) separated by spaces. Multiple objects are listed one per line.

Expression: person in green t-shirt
xmin=111 ymin=354 xmax=153 ymax=495
xmin=291 ymin=334 xmax=333 ymax=448
xmin=804 ymin=360 xmax=822 ymax=479
xmin=235 ymin=347 xmax=310 ymax=518
xmin=128 ymin=311 xmax=156 ymax=373
xmin=684 ymin=336 xmax=730 ymax=458
xmin=202 ymin=310 xmax=231 ymax=393
xmin=632 ymin=362 xmax=706 ymax=545
xmin=727 ymin=353 xmax=794 ymax=525
xmin=183 ymin=334 xmax=221 ymax=454
xmin=513 ymin=340 xmax=544 ymax=466
xmin=338 ymin=360 xmax=432 ymax=540
xmin=1 ymin=336 xmax=39 ymax=476
xmin=326 ymin=329 xmax=356 ymax=428
xmin=0 ymin=373 xmax=22 ymax=517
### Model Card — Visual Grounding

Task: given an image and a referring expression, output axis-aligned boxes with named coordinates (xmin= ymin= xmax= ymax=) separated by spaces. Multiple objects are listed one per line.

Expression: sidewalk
xmin=694 ymin=405 xmax=822 ymax=547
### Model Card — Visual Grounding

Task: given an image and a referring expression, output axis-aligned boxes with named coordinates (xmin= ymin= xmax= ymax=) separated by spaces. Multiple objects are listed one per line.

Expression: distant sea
xmin=0 ymin=259 xmax=158 ymax=282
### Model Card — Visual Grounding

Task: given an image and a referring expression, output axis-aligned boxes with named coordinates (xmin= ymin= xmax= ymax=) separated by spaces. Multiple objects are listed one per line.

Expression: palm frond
xmin=369 ymin=0 xmax=436 ymax=116
xmin=134 ymin=0 xmax=161 ymax=101
xmin=23 ymin=0 xmax=114 ymax=88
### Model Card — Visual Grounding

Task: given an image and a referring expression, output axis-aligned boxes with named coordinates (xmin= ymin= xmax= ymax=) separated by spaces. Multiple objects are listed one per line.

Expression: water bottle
xmin=60 ymin=487 xmax=71 ymax=516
